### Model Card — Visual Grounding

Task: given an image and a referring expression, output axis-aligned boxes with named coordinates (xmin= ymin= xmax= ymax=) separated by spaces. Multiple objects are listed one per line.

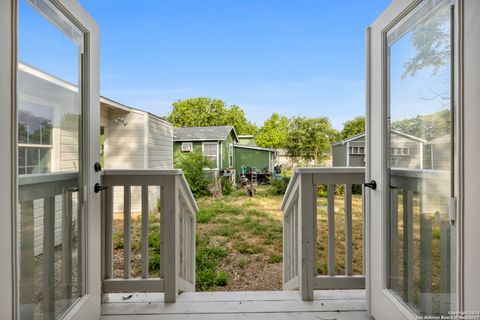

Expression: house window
xmin=228 ymin=144 xmax=234 ymax=167
xmin=349 ymin=146 xmax=365 ymax=154
xmin=18 ymin=102 xmax=53 ymax=174
xmin=181 ymin=142 xmax=193 ymax=152
xmin=203 ymin=142 xmax=218 ymax=168
xmin=18 ymin=146 xmax=51 ymax=174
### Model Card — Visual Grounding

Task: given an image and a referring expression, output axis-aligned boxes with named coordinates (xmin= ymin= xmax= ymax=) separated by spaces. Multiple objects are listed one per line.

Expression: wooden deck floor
xmin=101 ymin=290 xmax=371 ymax=320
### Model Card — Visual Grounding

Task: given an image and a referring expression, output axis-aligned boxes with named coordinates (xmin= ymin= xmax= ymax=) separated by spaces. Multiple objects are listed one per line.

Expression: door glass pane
xmin=386 ymin=0 xmax=455 ymax=316
xmin=17 ymin=0 xmax=84 ymax=318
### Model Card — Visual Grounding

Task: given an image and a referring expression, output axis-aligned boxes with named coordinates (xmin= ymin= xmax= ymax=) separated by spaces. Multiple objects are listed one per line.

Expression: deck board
xmin=101 ymin=290 xmax=371 ymax=320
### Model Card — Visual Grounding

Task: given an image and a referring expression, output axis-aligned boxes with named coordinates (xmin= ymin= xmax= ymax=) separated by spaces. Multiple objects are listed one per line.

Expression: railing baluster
xmin=440 ymin=219 xmax=451 ymax=314
xmin=420 ymin=213 xmax=433 ymax=313
xmin=62 ymin=191 xmax=73 ymax=308
xmin=123 ymin=186 xmax=131 ymax=279
xmin=344 ymin=184 xmax=352 ymax=276
xmin=390 ymin=188 xmax=399 ymax=291
xmin=19 ymin=201 xmax=34 ymax=319
xmin=43 ymin=196 xmax=56 ymax=318
xmin=403 ymin=190 xmax=414 ymax=304
xmin=141 ymin=185 xmax=149 ymax=279
xmin=104 ymin=187 xmax=114 ymax=279
xmin=327 ymin=184 xmax=335 ymax=276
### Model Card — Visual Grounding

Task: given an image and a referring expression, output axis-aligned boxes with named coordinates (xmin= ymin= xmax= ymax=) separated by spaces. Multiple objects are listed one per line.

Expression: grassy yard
xmin=112 ymin=185 xmax=364 ymax=291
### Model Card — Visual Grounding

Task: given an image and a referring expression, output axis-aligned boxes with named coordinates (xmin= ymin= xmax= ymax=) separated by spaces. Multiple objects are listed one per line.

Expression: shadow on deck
xmin=101 ymin=289 xmax=371 ymax=320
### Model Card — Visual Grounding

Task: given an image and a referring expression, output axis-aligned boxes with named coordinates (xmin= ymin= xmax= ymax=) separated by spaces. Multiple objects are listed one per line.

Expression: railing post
xmin=162 ymin=175 xmax=180 ymax=303
xmin=298 ymin=173 xmax=315 ymax=301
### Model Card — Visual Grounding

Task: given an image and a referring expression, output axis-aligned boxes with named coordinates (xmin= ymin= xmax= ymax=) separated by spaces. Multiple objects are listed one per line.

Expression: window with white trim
xmin=181 ymin=142 xmax=193 ymax=152
xmin=349 ymin=146 xmax=365 ymax=154
xmin=203 ymin=142 xmax=218 ymax=168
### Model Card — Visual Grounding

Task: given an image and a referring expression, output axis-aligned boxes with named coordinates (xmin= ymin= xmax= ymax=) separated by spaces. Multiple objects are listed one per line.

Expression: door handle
xmin=364 ymin=180 xmax=377 ymax=190
xmin=94 ymin=183 xmax=108 ymax=193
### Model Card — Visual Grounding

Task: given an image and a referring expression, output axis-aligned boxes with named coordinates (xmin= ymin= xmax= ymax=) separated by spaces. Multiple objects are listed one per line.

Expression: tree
xmin=285 ymin=116 xmax=338 ymax=165
xmin=167 ymin=97 xmax=257 ymax=135
xmin=255 ymin=113 xmax=289 ymax=148
xmin=402 ymin=4 xmax=450 ymax=79
xmin=339 ymin=116 xmax=365 ymax=140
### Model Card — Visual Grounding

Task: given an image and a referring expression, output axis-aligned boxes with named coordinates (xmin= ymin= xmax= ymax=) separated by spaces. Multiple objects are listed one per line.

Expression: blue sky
xmin=85 ymin=1 xmax=390 ymax=129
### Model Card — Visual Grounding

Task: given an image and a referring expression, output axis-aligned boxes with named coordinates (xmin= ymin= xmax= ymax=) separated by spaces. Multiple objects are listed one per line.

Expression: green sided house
xmin=234 ymin=145 xmax=276 ymax=176
xmin=173 ymin=126 xmax=239 ymax=171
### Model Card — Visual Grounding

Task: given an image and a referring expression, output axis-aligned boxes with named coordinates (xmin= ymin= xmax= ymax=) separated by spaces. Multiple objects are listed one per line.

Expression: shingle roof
xmin=173 ymin=126 xmax=238 ymax=142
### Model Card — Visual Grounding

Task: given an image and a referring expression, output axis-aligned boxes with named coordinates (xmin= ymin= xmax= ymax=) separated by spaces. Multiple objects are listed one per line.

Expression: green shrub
xmin=214 ymin=270 xmax=230 ymax=286
xmin=268 ymin=176 xmax=291 ymax=195
xmin=221 ymin=176 xmax=233 ymax=195
xmin=174 ymin=150 xmax=214 ymax=197
xmin=113 ymin=231 xmax=124 ymax=249
xmin=148 ymin=254 xmax=161 ymax=273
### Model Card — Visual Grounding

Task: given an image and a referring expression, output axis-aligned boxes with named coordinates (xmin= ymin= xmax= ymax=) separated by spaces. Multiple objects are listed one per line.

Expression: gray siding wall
xmin=332 ymin=144 xmax=347 ymax=167
xmin=147 ymin=116 xmax=173 ymax=169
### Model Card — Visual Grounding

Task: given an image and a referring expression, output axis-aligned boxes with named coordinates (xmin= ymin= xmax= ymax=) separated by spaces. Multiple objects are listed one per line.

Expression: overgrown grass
xmin=111 ymin=185 xmax=365 ymax=291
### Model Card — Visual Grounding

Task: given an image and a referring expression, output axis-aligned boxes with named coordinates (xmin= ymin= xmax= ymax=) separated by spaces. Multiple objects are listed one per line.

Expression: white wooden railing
xmin=101 ymin=169 xmax=198 ymax=303
xmin=389 ymin=168 xmax=452 ymax=314
xmin=18 ymin=172 xmax=81 ymax=318
xmin=281 ymin=167 xmax=366 ymax=301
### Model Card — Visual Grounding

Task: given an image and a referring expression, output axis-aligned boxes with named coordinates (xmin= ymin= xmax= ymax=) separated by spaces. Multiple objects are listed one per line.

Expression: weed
xmin=235 ymin=242 xmax=261 ymax=254
xmin=268 ymin=253 xmax=282 ymax=264
xmin=237 ymin=258 xmax=249 ymax=269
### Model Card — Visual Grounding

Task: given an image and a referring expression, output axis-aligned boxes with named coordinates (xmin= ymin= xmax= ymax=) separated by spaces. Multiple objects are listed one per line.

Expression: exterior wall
xmin=234 ymin=147 xmax=272 ymax=174
xmin=348 ymin=140 xmax=366 ymax=167
xmin=221 ymin=133 xmax=235 ymax=169
xmin=147 ymin=115 xmax=173 ymax=169
xmin=103 ymin=107 xmax=173 ymax=213
xmin=332 ymin=144 xmax=347 ymax=167
xmin=390 ymin=134 xmax=423 ymax=169
xmin=174 ymin=140 xmax=220 ymax=169
xmin=104 ymin=107 xmax=145 ymax=169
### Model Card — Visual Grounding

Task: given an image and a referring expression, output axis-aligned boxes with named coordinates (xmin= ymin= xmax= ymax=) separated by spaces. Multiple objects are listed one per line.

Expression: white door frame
xmin=460 ymin=0 xmax=480 ymax=311
xmin=0 ymin=0 xmax=101 ymax=318
xmin=0 ymin=1 xmax=16 ymax=318
xmin=367 ymin=0 xmax=463 ymax=319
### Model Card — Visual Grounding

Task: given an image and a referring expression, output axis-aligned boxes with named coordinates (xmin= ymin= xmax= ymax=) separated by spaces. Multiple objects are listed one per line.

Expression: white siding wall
xmin=105 ymin=109 xmax=146 ymax=169
xmin=147 ymin=115 xmax=173 ymax=169
xmin=103 ymin=108 xmax=173 ymax=213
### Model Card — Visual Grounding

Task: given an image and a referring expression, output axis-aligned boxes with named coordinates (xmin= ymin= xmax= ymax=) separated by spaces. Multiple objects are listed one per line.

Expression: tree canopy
xmin=339 ymin=116 xmax=365 ymax=140
xmin=167 ymin=97 xmax=257 ymax=135
xmin=255 ymin=113 xmax=289 ymax=149
xmin=284 ymin=116 xmax=337 ymax=165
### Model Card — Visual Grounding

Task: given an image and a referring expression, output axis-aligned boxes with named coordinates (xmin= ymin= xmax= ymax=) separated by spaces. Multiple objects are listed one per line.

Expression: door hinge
xmin=448 ymin=197 xmax=456 ymax=224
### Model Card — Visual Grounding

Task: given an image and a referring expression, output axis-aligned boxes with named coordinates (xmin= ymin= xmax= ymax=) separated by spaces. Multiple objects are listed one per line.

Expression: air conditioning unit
xmin=181 ymin=143 xmax=193 ymax=152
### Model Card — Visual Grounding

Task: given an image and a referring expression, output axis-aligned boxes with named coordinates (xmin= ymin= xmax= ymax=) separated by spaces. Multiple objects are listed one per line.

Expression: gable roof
xmin=234 ymin=144 xmax=276 ymax=153
xmin=331 ymin=132 xmax=365 ymax=146
xmin=173 ymin=126 xmax=238 ymax=142
xmin=331 ymin=130 xmax=426 ymax=147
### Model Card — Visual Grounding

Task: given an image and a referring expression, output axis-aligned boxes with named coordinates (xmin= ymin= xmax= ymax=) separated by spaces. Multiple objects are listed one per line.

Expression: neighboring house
xmin=173 ymin=126 xmax=239 ymax=171
xmin=332 ymin=131 xmax=427 ymax=169
xmin=425 ymin=134 xmax=450 ymax=170
xmin=18 ymin=62 xmax=173 ymax=255
xmin=100 ymin=97 xmax=174 ymax=213
xmin=234 ymin=144 xmax=277 ymax=176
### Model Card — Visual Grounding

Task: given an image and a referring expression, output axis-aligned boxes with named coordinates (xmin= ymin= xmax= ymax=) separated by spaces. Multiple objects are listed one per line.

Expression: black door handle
xmin=94 ymin=183 xmax=108 ymax=193
xmin=364 ymin=180 xmax=377 ymax=190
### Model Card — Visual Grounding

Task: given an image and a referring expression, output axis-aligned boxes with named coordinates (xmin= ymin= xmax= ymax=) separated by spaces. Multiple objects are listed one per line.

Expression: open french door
xmin=2 ymin=0 xmax=101 ymax=319
xmin=367 ymin=0 xmax=462 ymax=319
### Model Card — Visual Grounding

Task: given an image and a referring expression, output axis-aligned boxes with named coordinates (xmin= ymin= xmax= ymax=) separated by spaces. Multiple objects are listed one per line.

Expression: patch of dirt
xmin=215 ymin=252 xmax=282 ymax=291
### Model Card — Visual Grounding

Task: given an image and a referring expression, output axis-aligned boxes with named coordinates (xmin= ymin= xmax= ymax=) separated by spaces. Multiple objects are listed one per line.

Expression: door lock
xmin=94 ymin=183 xmax=108 ymax=193
xmin=364 ymin=180 xmax=377 ymax=190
